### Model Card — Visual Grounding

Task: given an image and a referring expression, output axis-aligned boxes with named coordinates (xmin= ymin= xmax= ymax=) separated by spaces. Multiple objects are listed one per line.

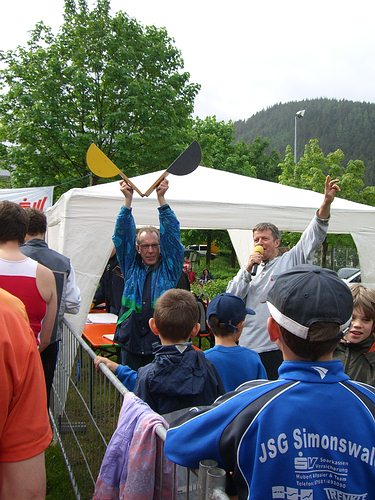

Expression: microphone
xmin=251 ymin=245 xmax=264 ymax=276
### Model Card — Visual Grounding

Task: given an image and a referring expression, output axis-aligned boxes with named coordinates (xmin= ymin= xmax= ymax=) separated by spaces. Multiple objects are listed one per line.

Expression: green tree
xmin=0 ymin=0 xmax=199 ymax=194
xmin=185 ymin=118 xmax=280 ymax=264
xmin=363 ymin=186 xmax=375 ymax=206
xmin=247 ymin=136 xmax=281 ymax=182
xmin=234 ymin=98 xmax=375 ymax=185
xmin=278 ymin=138 xmax=375 ymax=267
xmin=191 ymin=116 xmax=256 ymax=177
xmin=191 ymin=117 xmax=280 ymax=181
xmin=181 ymin=228 xmax=236 ymax=267
xmin=279 ymin=138 xmax=373 ymax=203
xmin=187 ymin=117 xmax=255 ymax=265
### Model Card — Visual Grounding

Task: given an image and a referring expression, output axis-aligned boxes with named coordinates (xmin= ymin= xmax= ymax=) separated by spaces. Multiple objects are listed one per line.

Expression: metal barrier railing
xmin=50 ymin=318 xmax=229 ymax=499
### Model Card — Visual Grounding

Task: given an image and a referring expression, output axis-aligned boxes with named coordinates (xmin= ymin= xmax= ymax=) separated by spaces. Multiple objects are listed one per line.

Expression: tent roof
xmin=47 ymin=166 xmax=375 ymax=333
xmin=53 ymin=166 xmax=375 ymax=233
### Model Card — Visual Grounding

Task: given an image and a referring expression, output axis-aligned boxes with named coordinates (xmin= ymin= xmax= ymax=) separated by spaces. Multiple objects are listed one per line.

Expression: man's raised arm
xmin=317 ymin=176 xmax=340 ymax=220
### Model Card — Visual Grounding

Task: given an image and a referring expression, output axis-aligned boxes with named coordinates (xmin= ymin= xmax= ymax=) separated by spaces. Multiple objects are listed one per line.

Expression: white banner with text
xmin=0 ymin=186 xmax=54 ymax=212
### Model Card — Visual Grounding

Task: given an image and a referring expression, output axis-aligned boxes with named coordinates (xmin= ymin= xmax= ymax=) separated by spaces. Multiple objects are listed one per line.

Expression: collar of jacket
xmin=23 ymin=238 xmax=48 ymax=248
xmin=136 ymin=253 xmax=162 ymax=270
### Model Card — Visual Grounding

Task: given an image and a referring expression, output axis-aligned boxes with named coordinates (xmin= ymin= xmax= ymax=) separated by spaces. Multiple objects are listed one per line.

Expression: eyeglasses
xmin=138 ymin=243 xmax=160 ymax=251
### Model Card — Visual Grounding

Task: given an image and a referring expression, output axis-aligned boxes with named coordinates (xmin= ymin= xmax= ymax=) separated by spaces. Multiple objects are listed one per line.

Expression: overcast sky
xmin=1 ymin=0 xmax=374 ymax=121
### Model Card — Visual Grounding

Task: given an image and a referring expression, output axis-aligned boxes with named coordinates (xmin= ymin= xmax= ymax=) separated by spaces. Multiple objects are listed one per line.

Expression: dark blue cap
xmin=207 ymin=293 xmax=255 ymax=331
xmin=266 ymin=264 xmax=353 ymax=340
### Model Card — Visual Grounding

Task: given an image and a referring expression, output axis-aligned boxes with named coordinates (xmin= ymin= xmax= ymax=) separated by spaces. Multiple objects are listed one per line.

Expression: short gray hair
xmin=136 ymin=226 xmax=160 ymax=245
xmin=252 ymin=222 xmax=281 ymax=241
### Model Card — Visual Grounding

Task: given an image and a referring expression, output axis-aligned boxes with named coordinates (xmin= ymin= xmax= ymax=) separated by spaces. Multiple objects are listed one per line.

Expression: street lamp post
xmin=294 ymin=109 xmax=305 ymax=163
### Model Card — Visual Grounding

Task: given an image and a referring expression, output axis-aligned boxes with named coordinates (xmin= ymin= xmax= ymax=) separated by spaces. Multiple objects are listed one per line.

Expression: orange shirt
xmin=0 ymin=288 xmax=52 ymax=462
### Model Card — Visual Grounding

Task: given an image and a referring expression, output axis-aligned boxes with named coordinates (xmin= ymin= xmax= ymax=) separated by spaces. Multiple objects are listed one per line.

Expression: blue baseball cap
xmin=207 ymin=293 xmax=255 ymax=331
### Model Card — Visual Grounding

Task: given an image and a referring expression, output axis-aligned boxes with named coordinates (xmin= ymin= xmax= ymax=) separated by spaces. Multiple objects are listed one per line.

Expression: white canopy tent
xmin=47 ymin=166 xmax=375 ymax=334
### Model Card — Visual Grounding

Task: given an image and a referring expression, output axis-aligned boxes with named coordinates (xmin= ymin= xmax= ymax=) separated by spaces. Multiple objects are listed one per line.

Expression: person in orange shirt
xmin=0 ymin=288 xmax=52 ymax=499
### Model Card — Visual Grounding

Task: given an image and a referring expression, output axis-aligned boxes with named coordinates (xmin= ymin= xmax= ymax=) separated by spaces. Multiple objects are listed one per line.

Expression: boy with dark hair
xmin=0 ymin=200 xmax=28 ymax=243
xmin=334 ymin=283 xmax=375 ymax=385
xmin=204 ymin=293 xmax=267 ymax=391
xmin=0 ymin=201 xmax=57 ymax=353
xmin=165 ymin=265 xmax=375 ymax=499
xmin=95 ymin=289 xmax=224 ymax=414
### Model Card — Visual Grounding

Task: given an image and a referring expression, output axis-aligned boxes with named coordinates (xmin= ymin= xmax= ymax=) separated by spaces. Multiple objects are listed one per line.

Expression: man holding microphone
xmin=227 ymin=176 xmax=340 ymax=379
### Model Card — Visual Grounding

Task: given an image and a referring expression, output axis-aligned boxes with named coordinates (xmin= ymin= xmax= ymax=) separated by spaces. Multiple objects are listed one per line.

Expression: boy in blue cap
xmin=204 ymin=293 xmax=267 ymax=391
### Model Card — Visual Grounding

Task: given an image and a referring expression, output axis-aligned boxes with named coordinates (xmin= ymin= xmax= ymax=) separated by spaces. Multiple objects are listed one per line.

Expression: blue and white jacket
xmin=113 ymin=204 xmax=184 ymax=355
xmin=165 ymin=360 xmax=375 ymax=500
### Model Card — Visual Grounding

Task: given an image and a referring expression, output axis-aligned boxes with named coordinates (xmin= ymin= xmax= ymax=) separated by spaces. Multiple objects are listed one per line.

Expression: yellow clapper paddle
xmin=86 ymin=144 xmax=144 ymax=197
xmin=86 ymin=141 xmax=202 ymax=197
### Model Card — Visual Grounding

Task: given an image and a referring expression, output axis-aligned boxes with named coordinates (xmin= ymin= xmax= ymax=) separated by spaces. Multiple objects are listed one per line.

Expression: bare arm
xmin=317 ymin=176 xmax=340 ymax=220
xmin=0 ymin=452 xmax=46 ymax=500
xmin=156 ymin=178 xmax=169 ymax=206
xmin=120 ymin=180 xmax=133 ymax=208
xmin=36 ymin=264 xmax=57 ymax=352
xmin=94 ymin=355 xmax=119 ymax=373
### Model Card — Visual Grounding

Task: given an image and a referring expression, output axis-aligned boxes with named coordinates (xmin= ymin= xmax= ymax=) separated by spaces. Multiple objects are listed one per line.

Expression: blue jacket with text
xmin=165 ymin=360 xmax=375 ymax=500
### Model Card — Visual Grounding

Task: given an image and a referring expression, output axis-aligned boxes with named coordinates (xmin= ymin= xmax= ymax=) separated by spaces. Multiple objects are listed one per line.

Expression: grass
xmin=46 ymin=442 xmax=76 ymax=500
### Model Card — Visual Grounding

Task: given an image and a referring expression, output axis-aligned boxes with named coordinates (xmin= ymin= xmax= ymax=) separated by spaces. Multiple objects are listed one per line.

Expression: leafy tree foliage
xmin=278 ymin=138 xmax=375 ymax=266
xmin=184 ymin=117 xmax=254 ymax=265
xmin=184 ymin=117 xmax=280 ymax=263
xmin=191 ymin=278 xmax=228 ymax=300
xmin=234 ymin=98 xmax=375 ymax=185
xmin=279 ymin=138 xmax=374 ymax=204
xmin=0 ymin=0 xmax=199 ymax=192
xmin=191 ymin=116 xmax=280 ymax=181
xmin=191 ymin=116 xmax=256 ymax=177
xmin=0 ymin=176 xmax=11 ymax=189
xmin=181 ymin=228 xmax=236 ymax=267
xmin=247 ymin=137 xmax=281 ymax=183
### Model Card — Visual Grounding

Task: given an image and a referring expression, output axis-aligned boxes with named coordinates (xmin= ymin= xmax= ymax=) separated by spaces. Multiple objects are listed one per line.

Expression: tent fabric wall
xmin=46 ymin=166 xmax=375 ymax=335
xmin=228 ymin=229 xmax=252 ymax=267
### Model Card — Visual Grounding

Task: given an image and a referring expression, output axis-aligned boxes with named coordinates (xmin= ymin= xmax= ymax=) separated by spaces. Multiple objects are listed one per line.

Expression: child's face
xmin=345 ymin=306 xmax=374 ymax=344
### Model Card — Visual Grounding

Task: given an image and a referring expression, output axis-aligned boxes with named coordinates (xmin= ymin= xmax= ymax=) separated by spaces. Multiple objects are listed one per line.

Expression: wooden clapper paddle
xmin=86 ymin=141 xmax=201 ymax=197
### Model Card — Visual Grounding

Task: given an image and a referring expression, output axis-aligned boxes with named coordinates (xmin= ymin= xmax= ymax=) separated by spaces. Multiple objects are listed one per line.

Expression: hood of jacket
xmin=147 ymin=344 xmax=208 ymax=397
xmin=338 ymin=335 xmax=374 ymax=353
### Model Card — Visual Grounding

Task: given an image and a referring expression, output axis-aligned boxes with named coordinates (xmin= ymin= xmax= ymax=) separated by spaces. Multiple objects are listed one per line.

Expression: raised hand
xmin=120 ymin=180 xmax=134 ymax=208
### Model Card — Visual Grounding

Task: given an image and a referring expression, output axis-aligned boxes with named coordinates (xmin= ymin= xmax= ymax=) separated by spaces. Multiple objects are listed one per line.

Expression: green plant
xmin=191 ymin=278 xmax=229 ymax=301
xmin=190 ymin=251 xmax=238 ymax=301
